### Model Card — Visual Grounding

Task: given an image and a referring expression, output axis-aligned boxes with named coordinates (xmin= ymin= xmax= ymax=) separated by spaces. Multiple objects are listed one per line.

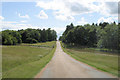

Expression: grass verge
xmin=60 ymin=41 xmax=118 ymax=77
xmin=2 ymin=41 xmax=56 ymax=78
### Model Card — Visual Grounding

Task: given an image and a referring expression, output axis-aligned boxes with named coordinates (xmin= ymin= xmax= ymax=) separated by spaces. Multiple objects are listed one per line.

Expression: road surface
xmin=35 ymin=41 xmax=115 ymax=78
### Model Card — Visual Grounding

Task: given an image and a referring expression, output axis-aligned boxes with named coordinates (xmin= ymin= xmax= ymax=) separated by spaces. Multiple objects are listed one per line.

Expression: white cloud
xmin=36 ymin=0 xmax=95 ymax=15
xmin=36 ymin=0 xmax=96 ymax=21
xmin=4 ymin=21 xmax=18 ymax=24
xmin=52 ymin=27 xmax=66 ymax=39
xmin=97 ymin=2 xmax=118 ymax=16
xmin=77 ymin=17 xmax=88 ymax=25
xmin=36 ymin=0 xmax=118 ymax=21
xmin=54 ymin=12 xmax=74 ymax=21
xmin=18 ymin=13 xmax=29 ymax=19
xmin=37 ymin=10 xmax=48 ymax=19
xmin=0 ymin=21 xmax=53 ymax=31
xmin=0 ymin=21 xmax=39 ymax=31
xmin=53 ymin=27 xmax=65 ymax=35
xmin=0 ymin=16 xmax=4 ymax=20
xmin=20 ymin=20 xmax=27 ymax=23
xmin=97 ymin=17 xmax=117 ymax=23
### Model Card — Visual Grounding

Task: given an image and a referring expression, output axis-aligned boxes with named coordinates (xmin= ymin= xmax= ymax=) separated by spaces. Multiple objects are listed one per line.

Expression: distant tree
xmin=26 ymin=38 xmax=38 ymax=43
xmin=47 ymin=28 xmax=52 ymax=41
xmin=62 ymin=23 xmax=74 ymax=43
xmin=2 ymin=33 xmax=13 ymax=45
xmin=2 ymin=28 xmax=57 ymax=45
xmin=65 ymin=29 xmax=74 ymax=44
xmin=118 ymin=23 xmax=120 ymax=50
xmin=41 ymin=29 xmax=48 ymax=42
xmin=59 ymin=36 xmax=62 ymax=41
xmin=92 ymin=23 xmax=94 ymax=26
xmin=95 ymin=23 xmax=98 ymax=26
xmin=10 ymin=31 xmax=22 ymax=43
xmin=11 ymin=37 xmax=18 ymax=45
xmin=113 ymin=21 xmax=116 ymax=24
xmin=99 ymin=22 xmax=109 ymax=29
xmin=97 ymin=23 xmax=118 ymax=50
xmin=0 ymin=32 xmax=2 ymax=45
xmin=2 ymin=30 xmax=22 ymax=45
xmin=61 ymin=21 xmax=118 ymax=50
xmin=51 ymin=30 xmax=57 ymax=41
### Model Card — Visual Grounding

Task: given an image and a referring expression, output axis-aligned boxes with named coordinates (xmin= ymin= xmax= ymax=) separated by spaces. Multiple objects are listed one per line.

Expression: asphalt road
xmin=35 ymin=41 xmax=115 ymax=78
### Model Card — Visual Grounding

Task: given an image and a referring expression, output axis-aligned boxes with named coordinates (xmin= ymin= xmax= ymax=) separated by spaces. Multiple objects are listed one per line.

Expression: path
xmin=35 ymin=41 xmax=115 ymax=78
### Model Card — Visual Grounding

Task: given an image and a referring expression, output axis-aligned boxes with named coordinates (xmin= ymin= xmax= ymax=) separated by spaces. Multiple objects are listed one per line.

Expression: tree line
xmin=1 ymin=28 xmax=57 ymax=45
xmin=59 ymin=22 xmax=120 ymax=51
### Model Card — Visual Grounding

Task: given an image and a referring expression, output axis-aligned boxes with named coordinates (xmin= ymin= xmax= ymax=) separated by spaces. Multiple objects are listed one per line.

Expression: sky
xmin=0 ymin=0 xmax=119 ymax=38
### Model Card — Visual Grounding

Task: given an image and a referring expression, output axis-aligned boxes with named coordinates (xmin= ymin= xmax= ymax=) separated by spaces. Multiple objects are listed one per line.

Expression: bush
xmin=3 ymin=35 xmax=13 ymax=45
xmin=11 ymin=37 xmax=18 ymax=45
xmin=26 ymin=38 xmax=38 ymax=43
xmin=32 ymin=39 xmax=38 ymax=43
xmin=2 ymin=30 xmax=22 ymax=45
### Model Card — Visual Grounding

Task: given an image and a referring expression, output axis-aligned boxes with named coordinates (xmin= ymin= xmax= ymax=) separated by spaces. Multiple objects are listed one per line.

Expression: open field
xmin=2 ymin=41 xmax=56 ymax=78
xmin=60 ymin=42 xmax=118 ymax=77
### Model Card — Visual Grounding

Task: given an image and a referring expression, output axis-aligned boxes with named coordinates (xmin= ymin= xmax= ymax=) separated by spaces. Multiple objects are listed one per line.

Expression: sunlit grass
xmin=2 ymin=41 xmax=56 ymax=78
xmin=61 ymin=42 xmax=118 ymax=77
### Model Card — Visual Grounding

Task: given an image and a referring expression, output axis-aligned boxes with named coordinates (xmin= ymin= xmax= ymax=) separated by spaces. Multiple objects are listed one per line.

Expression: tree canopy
xmin=60 ymin=22 xmax=119 ymax=50
xmin=2 ymin=28 xmax=57 ymax=45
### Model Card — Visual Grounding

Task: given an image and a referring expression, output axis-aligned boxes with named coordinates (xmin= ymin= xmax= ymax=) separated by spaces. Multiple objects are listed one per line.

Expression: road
xmin=35 ymin=41 xmax=115 ymax=78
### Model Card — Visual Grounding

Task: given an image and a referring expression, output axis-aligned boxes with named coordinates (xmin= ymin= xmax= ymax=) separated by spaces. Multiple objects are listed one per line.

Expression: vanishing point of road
xmin=35 ymin=41 xmax=115 ymax=78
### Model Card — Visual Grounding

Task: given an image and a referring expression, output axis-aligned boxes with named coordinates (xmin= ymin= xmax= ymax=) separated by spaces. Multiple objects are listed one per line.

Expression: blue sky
xmin=0 ymin=0 xmax=118 ymax=38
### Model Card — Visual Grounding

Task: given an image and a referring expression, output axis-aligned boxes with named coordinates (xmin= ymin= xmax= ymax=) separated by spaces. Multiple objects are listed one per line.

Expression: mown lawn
xmin=2 ymin=41 xmax=56 ymax=78
xmin=60 ymin=42 xmax=118 ymax=77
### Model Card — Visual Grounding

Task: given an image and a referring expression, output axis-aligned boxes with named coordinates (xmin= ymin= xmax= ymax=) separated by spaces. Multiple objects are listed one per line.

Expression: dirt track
xmin=35 ymin=41 xmax=115 ymax=78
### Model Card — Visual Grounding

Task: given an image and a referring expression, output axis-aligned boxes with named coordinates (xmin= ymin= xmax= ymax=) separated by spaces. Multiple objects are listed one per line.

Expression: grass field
xmin=2 ymin=41 xmax=56 ymax=78
xmin=60 ymin=42 xmax=118 ymax=77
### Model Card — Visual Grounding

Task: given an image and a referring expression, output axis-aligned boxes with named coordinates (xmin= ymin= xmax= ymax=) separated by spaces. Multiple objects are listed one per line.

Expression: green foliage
xmin=0 ymin=32 xmax=2 ymax=45
xmin=97 ymin=23 xmax=119 ymax=50
xmin=2 ymin=28 xmax=57 ymax=45
xmin=11 ymin=37 xmax=18 ymax=45
xmin=26 ymin=38 xmax=38 ymax=43
xmin=2 ymin=30 xmax=22 ymax=45
xmin=61 ymin=23 xmax=97 ymax=47
xmin=118 ymin=23 xmax=120 ymax=50
xmin=3 ymin=35 xmax=13 ymax=45
xmin=60 ymin=22 xmax=119 ymax=50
